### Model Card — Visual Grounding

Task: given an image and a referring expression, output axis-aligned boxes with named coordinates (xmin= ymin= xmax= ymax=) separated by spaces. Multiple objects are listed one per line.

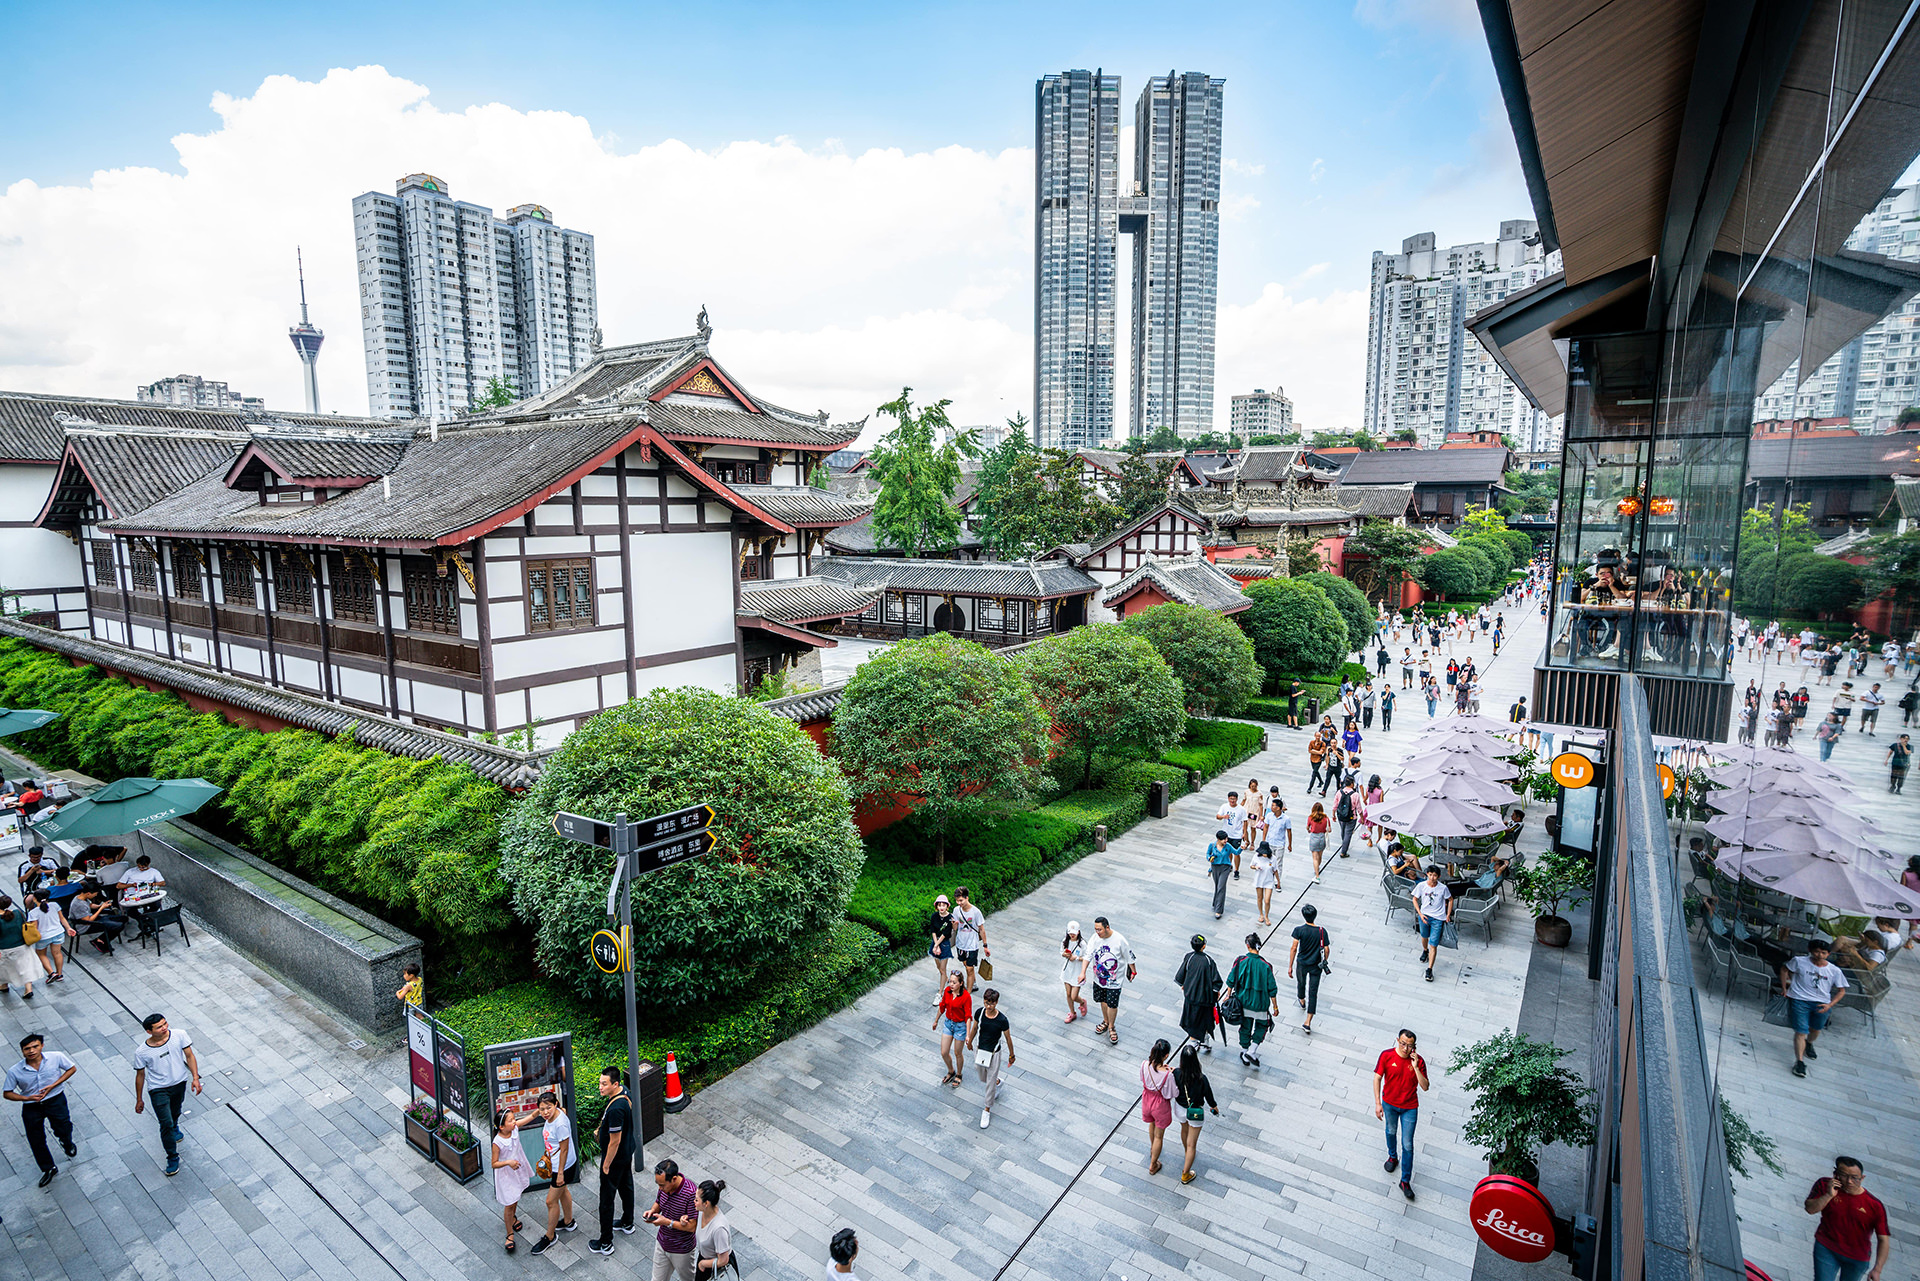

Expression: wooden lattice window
xmin=221 ymin=550 xmax=255 ymax=605
xmin=403 ymin=562 xmax=461 ymax=635
xmin=528 ymin=558 xmax=594 ymax=632
xmin=703 ymin=459 xmax=769 ymax=485
xmin=129 ymin=541 xmax=157 ymax=593
xmin=90 ymin=540 xmax=116 ymax=586
xmin=327 ymin=553 xmax=378 ymax=623
xmin=273 ymin=553 xmax=314 ymax=615
xmin=171 ymin=543 xmax=202 ymax=599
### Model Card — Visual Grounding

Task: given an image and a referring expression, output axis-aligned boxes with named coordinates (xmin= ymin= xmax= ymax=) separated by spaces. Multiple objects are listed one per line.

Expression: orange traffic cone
xmin=661 ymin=1052 xmax=688 ymax=1113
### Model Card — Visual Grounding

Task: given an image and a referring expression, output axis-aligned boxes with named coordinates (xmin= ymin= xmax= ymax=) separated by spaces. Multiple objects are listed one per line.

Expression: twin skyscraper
xmin=1034 ymin=69 xmax=1224 ymax=451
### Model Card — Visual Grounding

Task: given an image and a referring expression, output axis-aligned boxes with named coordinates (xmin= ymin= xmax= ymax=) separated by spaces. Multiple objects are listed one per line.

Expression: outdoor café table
xmin=118 ymin=887 xmax=167 ymax=943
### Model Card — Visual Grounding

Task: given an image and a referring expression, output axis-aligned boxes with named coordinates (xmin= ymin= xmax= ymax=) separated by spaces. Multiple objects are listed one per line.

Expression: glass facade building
xmin=1033 ymin=71 xmax=1121 ymax=452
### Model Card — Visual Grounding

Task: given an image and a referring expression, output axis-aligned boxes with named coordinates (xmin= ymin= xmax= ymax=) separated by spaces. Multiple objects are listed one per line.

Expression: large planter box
xmin=433 ymin=1132 xmax=484 ymax=1184
xmin=403 ymin=1111 xmax=437 ymax=1159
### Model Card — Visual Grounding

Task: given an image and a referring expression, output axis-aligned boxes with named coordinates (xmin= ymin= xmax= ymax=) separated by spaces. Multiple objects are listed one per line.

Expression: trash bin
xmin=1147 ymin=779 xmax=1170 ymax=819
xmin=1303 ymin=696 xmax=1320 ymax=724
xmin=634 ymin=1059 xmax=664 ymax=1143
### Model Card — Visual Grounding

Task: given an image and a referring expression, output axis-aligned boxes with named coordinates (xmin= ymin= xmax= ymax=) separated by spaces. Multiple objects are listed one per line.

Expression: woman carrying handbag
xmin=1138 ymin=1039 xmax=1177 ymax=1175
xmin=1172 ymin=1044 xmax=1218 ymax=1185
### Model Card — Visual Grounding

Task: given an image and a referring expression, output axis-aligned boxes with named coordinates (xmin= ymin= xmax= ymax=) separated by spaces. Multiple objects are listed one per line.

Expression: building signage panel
xmin=1469 ymin=1175 xmax=1556 ymax=1263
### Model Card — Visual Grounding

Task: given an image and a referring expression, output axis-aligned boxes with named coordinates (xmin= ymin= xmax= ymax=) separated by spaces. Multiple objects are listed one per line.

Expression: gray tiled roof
xmin=823 ymin=512 xmax=983 ymax=555
xmin=67 ymin=427 xmax=251 ymax=518
xmin=1100 ymin=555 xmax=1251 ymax=613
xmin=738 ymin=576 xmax=881 ymax=624
xmin=1227 ymin=506 xmax=1360 ymax=528
xmin=730 ymin=485 xmax=871 ymax=527
xmin=759 ymin=681 xmax=849 ymax=724
xmin=0 ymin=617 xmax=547 ymax=788
xmin=648 ymin=401 xmax=861 ymax=449
xmin=0 ymin=392 xmax=393 ymax=464
xmin=1746 ymin=434 xmax=1920 ymax=480
xmin=1333 ymin=482 xmax=1418 ymax=518
xmin=814 ymin=556 xmax=1097 ymax=599
xmin=1339 ymin=448 xmax=1510 ymax=485
xmin=509 ymin=337 xmax=696 ymax=412
xmin=106 ymin=417 xmax=641 ymax=544
xmin=243 ymin=433 xmax=413 ymax=482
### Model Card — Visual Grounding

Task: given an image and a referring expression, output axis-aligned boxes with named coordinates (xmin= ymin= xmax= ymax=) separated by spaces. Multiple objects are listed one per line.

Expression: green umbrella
xmin=0 ymin=708 xmax=58 ymax=737
xmin=32 ymin=776 xmax=222 ymax=842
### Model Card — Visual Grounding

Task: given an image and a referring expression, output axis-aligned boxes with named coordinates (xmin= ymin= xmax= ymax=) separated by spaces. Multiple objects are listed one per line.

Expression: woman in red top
xmin=931 ymin=970 xmax=972 ymax=1087
xmin=1305 ymin=803 xmax=1332 ymax=878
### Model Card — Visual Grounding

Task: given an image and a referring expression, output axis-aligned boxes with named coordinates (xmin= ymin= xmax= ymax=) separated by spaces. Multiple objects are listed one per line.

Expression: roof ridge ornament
xmin=696 ymin=305 xmax=712 ymax=345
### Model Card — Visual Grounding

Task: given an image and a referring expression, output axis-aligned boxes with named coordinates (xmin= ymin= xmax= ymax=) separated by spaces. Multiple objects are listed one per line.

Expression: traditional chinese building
xmin=814 ymin=557 xmax=1097 ymax=644
xmin=23 ymin=322 xmax=871 ymax=745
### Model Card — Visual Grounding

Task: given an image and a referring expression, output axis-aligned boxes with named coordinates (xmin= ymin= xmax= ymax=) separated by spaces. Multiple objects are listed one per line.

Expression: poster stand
xmin=402 ymin=1006 xmax=482 ymax=1184
xmin=484 ymin=1034 xmax=580 ymax=1191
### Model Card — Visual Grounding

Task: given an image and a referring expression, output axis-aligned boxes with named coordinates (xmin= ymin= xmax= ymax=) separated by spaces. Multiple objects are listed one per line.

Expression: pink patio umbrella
xmin=1370 ymin=792 xmax=1504 ymax=838
xmin=1713 ymin=847 xmax=1920 ymax=918
xmin=1414 ymin=714 xmax=1517 ymax=735
xmin=1390 ymin=770 xmax=1520 ymax=808
xmin=1392 ymin=755 xmax=1521 ymax=784
xmin=1703 ymin=812 xmax=1854 ymax=855
xmin=1708 ymin=750 xmax=1850 ymax=783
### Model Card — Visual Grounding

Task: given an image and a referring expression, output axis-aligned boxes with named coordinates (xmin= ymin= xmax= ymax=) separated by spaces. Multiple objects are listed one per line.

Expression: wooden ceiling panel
xmin=1523 ymin=0 xmax=1700 ymax=183
xmin=1510 ymin=0 xmax=1610 ymax=59
xmin=1548 ymin=105 xmax=1686 ymax=282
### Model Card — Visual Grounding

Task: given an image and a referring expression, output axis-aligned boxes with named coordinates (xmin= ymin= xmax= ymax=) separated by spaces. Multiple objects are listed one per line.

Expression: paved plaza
xmin=0 ymin=596 xmax=1911 ymax=1281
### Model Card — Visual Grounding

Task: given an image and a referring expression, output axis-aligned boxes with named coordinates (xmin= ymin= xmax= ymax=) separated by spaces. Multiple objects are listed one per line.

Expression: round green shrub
xmin=499 ymin=688 xmax=865 ymax=1009
xmin=1242 ymin=578 xmax=1349 ymax=680
xmin=1120 ymin=601 xmax=1262 ymax=716
xmin=1297 ymin=572 xmax=1374 ymax=655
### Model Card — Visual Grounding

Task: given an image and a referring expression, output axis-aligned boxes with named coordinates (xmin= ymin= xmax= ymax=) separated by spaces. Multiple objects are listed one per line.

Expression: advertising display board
xmin=434 ymin=1027 xmax=469 ymax=1125
xmin=484 ymin=1034 xmax=578 ymax=1186
xmin=406 ymin=1007 xmax=436 ymax=1097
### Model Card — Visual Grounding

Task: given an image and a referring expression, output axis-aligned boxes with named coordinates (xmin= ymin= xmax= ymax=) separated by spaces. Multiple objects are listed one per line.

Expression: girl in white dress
xmin=1060 ymin=922 xmax=1088 ymax=1023
xmin=1250 ymin=841 xmax=1277 ymax=925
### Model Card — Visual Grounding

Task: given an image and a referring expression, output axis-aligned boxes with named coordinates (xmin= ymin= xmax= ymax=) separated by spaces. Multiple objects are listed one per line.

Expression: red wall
xmin=1115 ymin=584 xmax=1173 ymax=617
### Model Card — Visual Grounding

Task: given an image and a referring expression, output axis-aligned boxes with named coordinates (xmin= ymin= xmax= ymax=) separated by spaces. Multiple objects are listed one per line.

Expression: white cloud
xmin=1216 ymin=282 xmax=1370 ymax=433
xmin=0 ymin=66 xmax=1033 ymax=431
xmin=1352 ymin=0 xmax=1483 ymax=39
xmin=1309 ymin=157 xmax=1326 ymax=183
xmin=1224 ymin=158 xmax=1266 ymax=177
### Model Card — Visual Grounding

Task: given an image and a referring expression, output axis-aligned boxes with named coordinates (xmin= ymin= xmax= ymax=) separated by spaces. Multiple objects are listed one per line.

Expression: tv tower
xmin=288 ymin=248 xmax=325 ymax=413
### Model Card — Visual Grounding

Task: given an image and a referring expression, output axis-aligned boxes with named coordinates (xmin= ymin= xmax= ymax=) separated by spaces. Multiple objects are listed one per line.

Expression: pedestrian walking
xmin=1307 ymin=733 xmax=1329 ymax=793
xmin=26 ymin=893 xmax=68 ymax=983
xmin=1305 ymin=802 xmax=1331 ymax=879
xmin=1380 ymin=686 xmax=1395 ymax=731
xmin=1227 ymin=934 xmax=1279 ymax=1067
xmin=131 ymin=1013 xmax=200 ymax=1177
xmin=527 ymin=1091 xmax=579 ymax=1254
xmin=1424 ymin=679 xmax=1438 ymax=718
xmin=1214 ymin=791 xmax=1247 ymax=878
xmin=1898 ymin=684 xmax=1918 ymax=727
xmin=1173 ymin=935 xmax=1222 ymax=1053
xmin=0 ymin=898 xmax=38 ymax=1001
xmin=586 ymin=1066 xmax=636 ymax=1257
xmin=641 ymin=1158 xmax=698 ymax=1280
xmin=1817 ymin=712 xmax=1844 ymax=761
xmin=1888 ymin=735 xmax=1912 ymax=793
xmin=828 ymin=1227 xmax=860 ymax=1276
xmin=491 ymin=1108 xmax=532 ymax=1252
xmin=1779 ymin=941 xmax=1847 ymax=1078
xmin=1359 ymin=774 xmax=1385 ymax=848
xmin=1250 ymin=841 xmax=1278 ymax=925
xmin=1288 ymin=905 xmax=1330 ymax=1034
xmin=1334 ymin=779 xmax=1360 ymax=860
xmin=1376 ymin=640 xmax=1390 ymax=677
xmin=1373 ymin=1028 xmax=1429 ymax=1201
xmin=1360 ymin=683 xmax=1376 ymax=730
xmin=950 ymin=887 xmax=988 ymax=992
xmin=5 ymin=1033 xmax=77 ymax=1187
xmin=1172 ymin=1043 xmax=1218 ymax=1185
xmin=925 ymin=894 xmax=955 ymax=990
xmin=1204 ymin=830 xmax=1234 ymax=919
xmin=1413 ymin=866 xmax=1453 ymax=983
xmin=1509 ymin=696 xmax=1527 ymax=724
xmin=1268 ymin=793 xmax=1292 ymax=881
xmin=1081 ymin=917 xmax=1134 ymax=1046
xmin=1139 ymin=1039 xmax=1176 ymax=1175
xmin=1060 ymin=922 xmax=1088 ymax=1023
xmin=932 ymin=970 xmax=971 ymax=1086
xmin=1803 ymin=1157 xmax=1892 ymax=1281
xmin=967 ymin=987 xmax=1014 ymax=1128
xmin=692 ymin=1179 xmax=734 ymax=1278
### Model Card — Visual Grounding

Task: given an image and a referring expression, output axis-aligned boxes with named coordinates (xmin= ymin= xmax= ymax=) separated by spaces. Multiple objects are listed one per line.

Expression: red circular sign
xmin=1469 ymin=1175 xmax=1556 ymax=1263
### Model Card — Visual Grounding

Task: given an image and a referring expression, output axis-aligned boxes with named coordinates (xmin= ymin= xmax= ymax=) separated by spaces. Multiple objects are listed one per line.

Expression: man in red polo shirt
xmin=1372 ymin=1028 xmax=1429 ymax=1202
xmin=1804 ymin=1156 xmax=1891 ymax=1281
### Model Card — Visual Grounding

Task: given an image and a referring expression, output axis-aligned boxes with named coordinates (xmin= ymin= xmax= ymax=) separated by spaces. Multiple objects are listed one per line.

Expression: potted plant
xmin=433 ymin=1117 xmax=483 ymax=1183
xmin=1514 ymin=849 xmax=1593 ymax=947
xmin=402 ymin=1100 xmax=438 ymax=1158
xmin=1447 ymin=1029 xmax=1595 ymax=1186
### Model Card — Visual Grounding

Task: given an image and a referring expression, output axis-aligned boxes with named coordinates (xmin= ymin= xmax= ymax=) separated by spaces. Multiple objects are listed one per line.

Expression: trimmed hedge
xmin=1161 ymin=719 xmax=1264 ymax=777
xmin=439 ymin=920 xmax=891 ymax=1152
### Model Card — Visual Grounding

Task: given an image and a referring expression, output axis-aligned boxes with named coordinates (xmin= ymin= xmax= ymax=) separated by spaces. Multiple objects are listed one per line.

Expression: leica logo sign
xmin=1478 ymin=1208 xmax=1548 ymax=1246
xmin=1469 ymin=1175 xmax=1557 ymax=1263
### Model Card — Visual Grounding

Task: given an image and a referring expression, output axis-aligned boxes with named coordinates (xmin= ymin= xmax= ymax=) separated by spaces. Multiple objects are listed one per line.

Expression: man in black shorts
xmin=1079 ymin=917 xmax=1134 ymax=1044
xmin=1287 ymin=679 xmax=1303 ymax=729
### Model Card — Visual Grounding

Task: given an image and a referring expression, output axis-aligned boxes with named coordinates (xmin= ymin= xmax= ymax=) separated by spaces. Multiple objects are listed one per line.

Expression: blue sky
xmin=0 ymin=0 xmax=1530 ymax=431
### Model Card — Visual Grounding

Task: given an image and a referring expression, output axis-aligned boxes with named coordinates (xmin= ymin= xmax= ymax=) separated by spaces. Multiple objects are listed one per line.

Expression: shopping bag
xmin=1438 ymin=921 xmax=1459 ymax=950
xmin=1762 ymin=995 xmax=1793 ymax=1028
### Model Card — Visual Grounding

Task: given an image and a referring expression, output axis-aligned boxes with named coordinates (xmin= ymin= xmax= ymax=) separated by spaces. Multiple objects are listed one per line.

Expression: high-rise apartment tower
xmin=353 ymin=174 xmax=597 ymax=419
xmin=1033 ymin=70 xmax=1223 ymax=449
xmin=1363 ymin=221 xmax=1560 ymax=449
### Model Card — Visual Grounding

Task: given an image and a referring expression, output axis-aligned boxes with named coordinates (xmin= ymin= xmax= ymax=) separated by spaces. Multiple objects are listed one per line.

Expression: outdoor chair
xmin=1382 ymin=875 xmax=1416 ymax=926
xmin=1727 ymin=944 xmax=1774 ymax=1000
xmin=1454 ymin=894 xmax=1498 ymax=944
xmin=1700 ymin=930 xmax=1733 ymax=987
xmin=138 ymin=905 xmax=191 ymax=956
xmin=1835 ymin=967 xmax=1891 ymax=1037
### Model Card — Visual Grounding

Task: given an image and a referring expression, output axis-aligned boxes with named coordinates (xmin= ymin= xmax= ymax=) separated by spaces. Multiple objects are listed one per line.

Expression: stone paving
xmin=0 ymin=594 xmax=1555 ymax=1281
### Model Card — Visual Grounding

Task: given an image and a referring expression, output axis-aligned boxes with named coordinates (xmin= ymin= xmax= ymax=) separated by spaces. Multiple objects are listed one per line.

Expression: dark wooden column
xmin=378 ymin=549 xmax=400 ymax=718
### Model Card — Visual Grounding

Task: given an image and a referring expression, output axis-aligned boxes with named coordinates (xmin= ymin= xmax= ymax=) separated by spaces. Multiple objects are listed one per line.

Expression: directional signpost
xmin=551 ymin=803 xmax=717 ymax=1176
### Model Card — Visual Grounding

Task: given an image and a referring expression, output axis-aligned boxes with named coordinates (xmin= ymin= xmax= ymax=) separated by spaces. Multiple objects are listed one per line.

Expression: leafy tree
xmin=1299 ymin=571 xmax=1373 ymax=654
xmin=1735 ymin=549 xmax=1781 ymax=612
xmin=1419 ymin=547 xmax=1483 ymax=599
xmin=971 ymin=422 xmax=1040 ymax=557
xmin=832 ymin=634 xmax=1052 ymax=865
xmin=1021 ymin=624 xmax=1187 ymax=789
xmin=1392 ymin=428 xmax=1419 ymax=442
xmin=1459 ymin=533 xmax=1514 ymax=581
xmin=974 ymin=448 xmax=1122 ymax=558
xmin=808 ymin=461 xmax=833 ymax=489
xmin=1446 ymin=1030 xmax=1595 ymax=1177
xmin=1497 ymin=528 xmax=1536 ymax=566
xmin=1141 ymin=426 xmax=1185 ymax=452
xmin=1284 ymin=534 xmax=1326 ymax=575
xmin=1247 ymin=432 xmax=1301 ymax=446
xmin=1120 ymin=602 xmax=1262 ymax=717
xmin=1498 ymin=466 xmax=1561 ymax=518
xmin=1719 ymin=1096 xmax=1784 ymax=1181
xmin=499 ymin=688 xmax=865 ymax=1009
xmin=468 ymin=375 xmax=518 ymax=413
xmin=1460 ymin=504 xmax=1508 ymax=537
xmin=1114 ymin=441 xmax=1177 ymax=524
xmin=1777 ymin=554 xmax=1863 ymax=617
xmin=1739 ymin=502 xmax=1818 ymax=556
xmin=1344 ymin=519 xmax=1431 ymax=605
xmin=1858 ymin=529 xmax=1920 ymax=606
xmin=1241 ymin=578 xmax=1350 ymax=680
xmin=1455 ymin=544 xmax=1498 ymax=593
xmin=869 ymin=388 xmax=969 ymax=557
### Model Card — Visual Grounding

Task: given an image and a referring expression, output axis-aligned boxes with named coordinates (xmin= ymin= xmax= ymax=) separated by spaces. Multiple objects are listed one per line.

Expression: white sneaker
xmin=980 ymin=1109 xmax=991 ymax=1129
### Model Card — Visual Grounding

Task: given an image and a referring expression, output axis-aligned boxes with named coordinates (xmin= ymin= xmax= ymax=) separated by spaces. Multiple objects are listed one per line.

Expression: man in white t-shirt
xmin=1215 ymin=791 xmax=1248 ymax=878
xmin=1079 ymin=917 xmax=1135 ymax=1045
xmin=1779 ymin=941 xmax=1848 ymax=1078
xmin=529 ymin=1090 xmax=579 ymax=1255
xmin=1412 ymin=866 xmax=1454 ymax=985
xmin=118 ymin=856 xmax=165 ymax=896
xmin=132 ymin=1013 xmax=200 ymax=1177
xmin=1860 ymin=683 xmax=1886 ymax=736
xmin=949 ymin=886 xmax=988 ymax=993
xmin=16 ymin=846 xmax=62 ymax=900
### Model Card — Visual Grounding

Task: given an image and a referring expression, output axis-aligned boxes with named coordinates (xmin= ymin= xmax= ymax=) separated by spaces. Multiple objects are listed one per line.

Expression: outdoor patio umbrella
xmin=0 ymin=708 xmax=58 ymax=737
xmin=1400 ymin=735 xmax=1503 ymax=760
xmin=1390 ymin=770 xmax=1520 ymax=808
xmin=1713 ymin=847 xmax=1920 ymax=918
xmin=1392 ymin=755 xmax=1521 ymax=784
xmin=1370 ymin=792 xmax=1504 ymax=838
xmin=1730 ymin=789 xmax=1881 ymax=836
xmin=1709 ymin=750 xmax=1849 ymax=783
xmin=1414 ymin=714 xmax=1516 ymax=735
xmin=1702 ymin=812 xmax=1854 ymax=856
xmin=1706 ymin=765 xmax=1851 ymax=795
xmin=32 ymin=776 xmax=222 ymax=842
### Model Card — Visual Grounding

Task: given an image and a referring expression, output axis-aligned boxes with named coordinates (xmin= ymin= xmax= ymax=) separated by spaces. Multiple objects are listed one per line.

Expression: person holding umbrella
xmin=1172 ymin=935 xmax=1222 ymax=1055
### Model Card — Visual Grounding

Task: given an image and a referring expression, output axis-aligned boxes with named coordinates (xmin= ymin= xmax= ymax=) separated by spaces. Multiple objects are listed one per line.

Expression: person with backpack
xmin=1333 ymin=780 xmax=1360 ymax=860
xmin=1288 ymin=906 xmax=1332 ymax=1034
xmin=1203 ymin=830 xmax=1235 ymax=920
xmin=1225 ymin=935 xmax=1278 ymax=1067
xmin=1360 ymin=683 xmax=1376 ymax=730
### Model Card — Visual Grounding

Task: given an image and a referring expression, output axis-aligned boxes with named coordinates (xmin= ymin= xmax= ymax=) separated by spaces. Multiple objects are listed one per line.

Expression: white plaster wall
xmin=491 ymin=627 xmax=623 ymax=682
xmin=0 ymin=466 xmax=81 ymax=590
xmin=281 ymin=655 xmax=320 ymax=691
xmin=580 ymin=474 xmax=618 ymax=499
xmin=635 ymin=652 xmax=736 ymax=698
xmin=336 ymin=666 xmax=384 ymax=705
xmin=629 ymin=530 xmax=735 ymax=652
xmin=410 ymin=681 xmax=462 ymax=724
xmin=224 ymin=644 xmax=265 ymax=677
xmin=528 ymin=675 xmax=598 ymax=723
